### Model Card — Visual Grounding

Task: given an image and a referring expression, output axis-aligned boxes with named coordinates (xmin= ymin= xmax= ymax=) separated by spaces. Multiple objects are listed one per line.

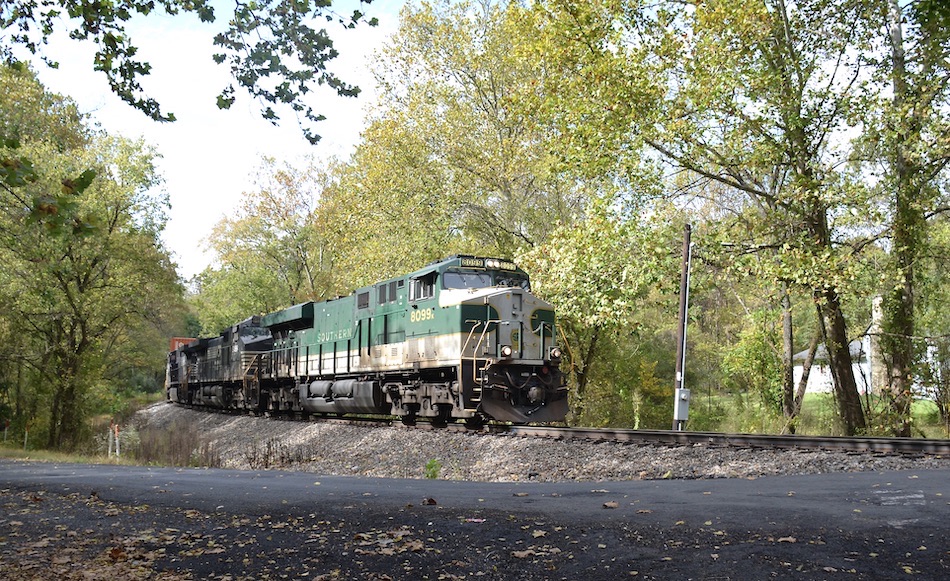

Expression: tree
xmin=722 ymin=308 xmax=784 ymax=418
xmin=319 ymin=1 xmax=679 ymax=427
xmin=308 ymin=0 xmax=594 ymax=289
xmin=855 ymin=0 xmax=950 ymax=436
xmin=1 ymin=0 xmax=378 ymax=144
xmin=518 ymin=199 xmax=676 ymax=421
xmin=0 ymin=65 xmax=185 ymax=448
xmin=317 ymin=117 xmax=465 ymax=288
xmin=533 ymin=0 xmax=876 ymax=434
xmin=914 ymin=219 xmax=950 ymax=429
xmin=366 ymin=0 xmax=590 ymax=254
xmin=194 ymin=157 xmax=337 ymax=333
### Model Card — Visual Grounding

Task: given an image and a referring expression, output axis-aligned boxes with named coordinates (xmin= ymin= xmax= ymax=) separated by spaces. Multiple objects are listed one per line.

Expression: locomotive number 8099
xmin=409 ymin=308 xmax=436 ymax=323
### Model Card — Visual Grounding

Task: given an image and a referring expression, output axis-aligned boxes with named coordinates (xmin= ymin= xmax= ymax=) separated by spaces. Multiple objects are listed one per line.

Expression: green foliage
xmin=195 ymin=157 xmax=339 ymax=333
xmin=210 ymin=0 xmax=378 ymax=143
xmin=578 ymin=356 xmax=671 ymax=429
xmin=1 ymin=0 xmax=377 ymax=142
xmin=721 ymin=309 xmax=784 ymax=417
xmin=423 ymin=458 xmax=441 ymax=480
xmin=309 ymin=0 xmax=603 ymax=289
xmin=366 ymin=0 xmax=591 ymax=255
xmin=0 ymin=64 xmax=96 ymax=232
xmin=317 ymin=119 xmax=466 ymax=289
xmin=519 ymin=198 xmax=677 ymax=420
xmin=684 ymin=395 xmax=728 ymax=432
xmin=178 ymin=0 xmax=947 ymax=438
xmin=0 ymin=65 xmax=189 ymax=449
xmin=850 ymin=0 xmax=950 ymax=435
xmin=531 ymin=0 xmax=889 ymax=434
xmin=520 ymin=199 xmax=673 ymax=329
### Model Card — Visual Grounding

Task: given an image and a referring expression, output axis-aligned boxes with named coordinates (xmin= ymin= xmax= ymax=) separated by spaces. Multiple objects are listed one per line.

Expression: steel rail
xmin=497 ymin=425 xmax=950 ymax=456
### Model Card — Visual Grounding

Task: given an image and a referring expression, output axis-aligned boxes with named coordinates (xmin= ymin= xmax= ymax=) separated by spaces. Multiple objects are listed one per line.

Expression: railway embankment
xmin=134 ymin=402 xmax=950 ymax=481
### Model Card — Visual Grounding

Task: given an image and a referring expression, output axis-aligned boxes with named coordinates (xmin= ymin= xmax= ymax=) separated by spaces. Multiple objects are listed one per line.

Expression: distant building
xmin=792 ymin=336 xmax=873 ymax=395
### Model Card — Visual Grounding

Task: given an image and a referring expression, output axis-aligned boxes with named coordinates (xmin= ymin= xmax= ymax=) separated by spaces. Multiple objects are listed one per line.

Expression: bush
xmin=134 ymin=420 xmax=216 ymax=467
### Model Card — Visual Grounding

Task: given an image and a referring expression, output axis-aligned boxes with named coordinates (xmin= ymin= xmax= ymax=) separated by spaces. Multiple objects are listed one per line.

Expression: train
xmin=166 ymin=255 xmax=569 ymax=425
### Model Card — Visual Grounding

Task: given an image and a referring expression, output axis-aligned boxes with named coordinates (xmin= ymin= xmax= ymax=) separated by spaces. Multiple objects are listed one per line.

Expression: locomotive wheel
xmin=464 ymin=415 xmax=485 ymax=430
xmin=431 ymin=404 xmax=453 ymax=428
xmin=401 ymin=404 xmax=420 ymax=426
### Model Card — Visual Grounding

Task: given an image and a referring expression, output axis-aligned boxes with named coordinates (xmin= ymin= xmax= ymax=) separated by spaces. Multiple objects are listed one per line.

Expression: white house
xmin=792 ymin=335 xmax=874 ymax=395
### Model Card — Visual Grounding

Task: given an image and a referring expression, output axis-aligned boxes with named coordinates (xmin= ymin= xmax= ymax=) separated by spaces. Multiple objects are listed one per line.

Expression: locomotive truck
xmin=167 ymin=255 xmax=568 ymax=425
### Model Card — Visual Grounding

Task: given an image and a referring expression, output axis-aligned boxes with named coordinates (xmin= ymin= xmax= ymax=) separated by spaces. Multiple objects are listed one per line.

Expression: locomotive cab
xmin=397 ymin=256 xmax=568 ymax=424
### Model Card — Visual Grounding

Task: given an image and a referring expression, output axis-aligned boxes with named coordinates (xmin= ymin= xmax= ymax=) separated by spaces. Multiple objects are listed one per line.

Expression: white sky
xmin=24 ymin=2 xmax=398 ymax=279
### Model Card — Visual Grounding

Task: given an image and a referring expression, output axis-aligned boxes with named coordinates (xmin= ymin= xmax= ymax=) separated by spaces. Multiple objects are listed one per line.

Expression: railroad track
xmin=494 ymin=425 xmax=950 ymax=456
xmin=179 ymin=403 xmax=950 ymax=456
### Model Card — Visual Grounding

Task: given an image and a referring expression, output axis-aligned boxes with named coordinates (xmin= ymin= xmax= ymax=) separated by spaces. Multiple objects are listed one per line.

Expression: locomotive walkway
xmin=1 ymin=459 xmax=948 ymax=579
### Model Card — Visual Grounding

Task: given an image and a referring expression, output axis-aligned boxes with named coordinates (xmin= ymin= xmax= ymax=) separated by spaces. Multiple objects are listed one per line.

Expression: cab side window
xmin=410 ymin=272 xmax=437 ymax=301
xmin=377 ymin=280 xmax=403 ymax=304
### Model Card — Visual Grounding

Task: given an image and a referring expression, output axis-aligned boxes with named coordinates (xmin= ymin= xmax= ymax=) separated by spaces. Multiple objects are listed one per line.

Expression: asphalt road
xmin=1 ymin=460 xmax=947 ymax=579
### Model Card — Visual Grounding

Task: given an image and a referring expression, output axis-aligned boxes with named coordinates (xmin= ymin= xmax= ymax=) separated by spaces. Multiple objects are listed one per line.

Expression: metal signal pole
xmin=672 ymin=224 xmax=692 ymax=431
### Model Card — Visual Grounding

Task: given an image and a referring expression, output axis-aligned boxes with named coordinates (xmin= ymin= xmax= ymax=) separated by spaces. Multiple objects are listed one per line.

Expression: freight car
xmin=166 ymin=256 xmax=568 ymax=425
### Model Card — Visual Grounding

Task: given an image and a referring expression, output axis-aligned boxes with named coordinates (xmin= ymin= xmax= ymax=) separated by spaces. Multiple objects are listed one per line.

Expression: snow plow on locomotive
xmin=166 ymin=256 xmax=569 ymax=425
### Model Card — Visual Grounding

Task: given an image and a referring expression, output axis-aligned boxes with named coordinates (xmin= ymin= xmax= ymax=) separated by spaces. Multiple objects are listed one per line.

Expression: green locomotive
xmin=167 ymin=256 xmax=568 ymax=425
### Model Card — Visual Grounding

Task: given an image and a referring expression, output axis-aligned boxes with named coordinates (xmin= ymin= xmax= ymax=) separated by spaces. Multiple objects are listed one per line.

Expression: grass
xmin=687 ymin=390 xmax=950 ymax=436
xmin=0 ymin=446 xmax=111 ymax=464
xmin=424 ymin=458 xmax=442 ymax=479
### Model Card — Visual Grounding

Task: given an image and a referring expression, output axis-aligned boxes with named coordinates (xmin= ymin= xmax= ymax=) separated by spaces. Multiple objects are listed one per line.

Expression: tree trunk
xmin=815 ymin=291 xmax=867 ymax=435
xmin=47 ymin=383 xmax=63 ymax=449
xmin=565 ymin=324 xmax=601 ymax=422
xmin=46 ymin=346 xmax=87 ymax=450
xmin=882 ymin=0 xmax=920 ymax=438
xmin=780 ymin=283 xmax=796 ymax=433
xmin=794 ymin=333 xmax=822 ymax=416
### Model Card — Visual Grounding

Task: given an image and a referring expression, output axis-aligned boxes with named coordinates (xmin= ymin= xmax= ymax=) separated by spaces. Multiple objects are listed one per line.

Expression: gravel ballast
xmin=135 ymin=402 xmax=950 ymax=481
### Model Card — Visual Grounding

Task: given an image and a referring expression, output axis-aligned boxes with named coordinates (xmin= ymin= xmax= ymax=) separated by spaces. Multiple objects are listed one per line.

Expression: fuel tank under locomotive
xmin=298 ymin=379 xmax=388 ymax=415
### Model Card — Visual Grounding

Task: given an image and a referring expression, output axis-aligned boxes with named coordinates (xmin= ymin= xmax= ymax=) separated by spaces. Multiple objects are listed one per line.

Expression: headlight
xmin=500 ymin=345 xmax=513 ymax=358
xmin=549 ymin=347 xmax=562 ymax=361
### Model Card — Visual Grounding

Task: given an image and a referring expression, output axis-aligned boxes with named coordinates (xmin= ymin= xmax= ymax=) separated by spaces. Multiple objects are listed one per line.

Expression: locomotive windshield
xmin=496 ymin=275 xmax=531 ymax=291
xmin=443 ymin=271 xmax=493 ymax=289
xmin=442 ymin=270 xmax=531 ymax=291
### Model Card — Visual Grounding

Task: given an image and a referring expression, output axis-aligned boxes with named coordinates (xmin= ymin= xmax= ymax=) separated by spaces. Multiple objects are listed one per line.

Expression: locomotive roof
xmin=260 ymin=301 xmax=315 ymax=332
xmin=257 ymin=256 xmax=529 ymax=332
xmin=415 ymin=255 xmax=527 ymax=276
